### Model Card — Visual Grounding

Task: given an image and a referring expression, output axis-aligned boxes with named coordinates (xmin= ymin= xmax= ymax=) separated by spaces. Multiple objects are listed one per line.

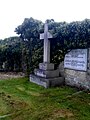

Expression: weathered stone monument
xmin=64 ymin=49 xmax=90 ymax=90
xmin=30 ymin=21 xmax=64 ymax=88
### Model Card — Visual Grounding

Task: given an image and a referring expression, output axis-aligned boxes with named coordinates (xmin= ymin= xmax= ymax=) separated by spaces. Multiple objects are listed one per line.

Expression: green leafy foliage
xmin=15 ymin=18 xmax=43 ymax=74
xmin=1 ymin=18 xmax=90 ymax=74
xmin=0 ymin=37 xmax=22 ymax=71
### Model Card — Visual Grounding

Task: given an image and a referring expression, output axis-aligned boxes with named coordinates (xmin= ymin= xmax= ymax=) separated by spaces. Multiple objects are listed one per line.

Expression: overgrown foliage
xmin=15 ymin=18 xmax=43 ymax=75
xmin=0 ymin=18 xmax=90 ymax=74
xmin=0 ymin=37 xmax=22 ymax=72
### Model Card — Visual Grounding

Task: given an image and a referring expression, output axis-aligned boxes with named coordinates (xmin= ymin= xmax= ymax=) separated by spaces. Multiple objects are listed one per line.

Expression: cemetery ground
xmin=0 ymin=72 xmax=25 ymax=80
xmin=0 ymin=77 xmax=90 ymax=120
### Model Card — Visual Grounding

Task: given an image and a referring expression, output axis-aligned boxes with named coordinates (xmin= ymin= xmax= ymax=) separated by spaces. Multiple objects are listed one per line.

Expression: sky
xmin=0 ymin=0 xmax=90 ymax=39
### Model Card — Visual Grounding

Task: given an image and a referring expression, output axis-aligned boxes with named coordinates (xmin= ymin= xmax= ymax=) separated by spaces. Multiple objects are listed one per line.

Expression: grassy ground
xmin=0 ymin=77 xmax=90 ymax=120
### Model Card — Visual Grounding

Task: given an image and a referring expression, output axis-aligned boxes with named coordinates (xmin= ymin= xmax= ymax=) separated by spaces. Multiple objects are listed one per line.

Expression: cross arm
xmin=40 ymin=32 xmax=53 ymax=40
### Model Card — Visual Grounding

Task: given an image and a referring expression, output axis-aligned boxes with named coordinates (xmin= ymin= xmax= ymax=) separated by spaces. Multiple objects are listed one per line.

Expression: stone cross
xmin=40 ymin=21 xmax=53 ymax=63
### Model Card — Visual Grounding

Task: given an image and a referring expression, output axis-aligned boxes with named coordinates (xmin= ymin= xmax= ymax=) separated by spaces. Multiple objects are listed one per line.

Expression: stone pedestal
xmin=30 ymin=63 xmax=64 ymax=88
xmin=39 ymin=63 xmax=54 ymax=70
xmin=30 ymin=21 xmax=64 ymax=88
xmin=34 ymin=69 xmax=59 ymax=78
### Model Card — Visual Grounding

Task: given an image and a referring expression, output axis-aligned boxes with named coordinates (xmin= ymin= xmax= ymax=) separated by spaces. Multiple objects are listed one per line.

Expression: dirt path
xmin=0 ymin=72 xmax=25 ymax=80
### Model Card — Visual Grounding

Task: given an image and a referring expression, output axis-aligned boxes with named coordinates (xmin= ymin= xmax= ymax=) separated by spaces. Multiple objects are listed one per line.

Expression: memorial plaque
xmin=64 ymin=49 xmax=87 ymax=71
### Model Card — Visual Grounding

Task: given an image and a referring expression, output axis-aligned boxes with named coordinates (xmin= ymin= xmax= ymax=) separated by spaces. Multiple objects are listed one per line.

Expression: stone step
xmin=39 ymin=63 xmax=54 ymax=70
xmin=30 ymin=74 xmax=64 ymax=88
xmin=34 ymin=69 xmax=59 ymax=78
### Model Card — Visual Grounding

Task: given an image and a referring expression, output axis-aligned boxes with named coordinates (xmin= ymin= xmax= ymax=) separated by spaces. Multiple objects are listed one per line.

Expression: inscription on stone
xmin=64 ymin=49 xmax=87 ymax=71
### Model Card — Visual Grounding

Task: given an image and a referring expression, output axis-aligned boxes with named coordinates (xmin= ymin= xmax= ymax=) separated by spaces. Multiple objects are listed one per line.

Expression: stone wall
xmin=64 ymin=69 xmax=90 ymax=89
xmin=59 ymin=48 xmax=90 ymax=90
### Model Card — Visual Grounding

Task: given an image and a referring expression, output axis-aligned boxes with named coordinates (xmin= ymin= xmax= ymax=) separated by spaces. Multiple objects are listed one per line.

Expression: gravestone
xmin=64 ymin=49 xmax=90 ymax=90
xmin=30 ymin=21 xmax=64 ymax=88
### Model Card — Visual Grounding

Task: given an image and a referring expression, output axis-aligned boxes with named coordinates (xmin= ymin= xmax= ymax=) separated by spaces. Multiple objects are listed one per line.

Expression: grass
xmin=0 ymin=77 xmax=90 ymax=120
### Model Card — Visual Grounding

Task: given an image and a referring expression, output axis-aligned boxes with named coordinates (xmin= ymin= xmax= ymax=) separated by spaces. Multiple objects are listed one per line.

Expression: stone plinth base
xmin=39 ymin=63 xmax=54 ymax=70
xmin=30 ymin=74 xmax=64 ymax=88
xmin=30 ymin=62 xmax=64 ymax=88
xmin=34 ymin=69 xmax=59 ymax=78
